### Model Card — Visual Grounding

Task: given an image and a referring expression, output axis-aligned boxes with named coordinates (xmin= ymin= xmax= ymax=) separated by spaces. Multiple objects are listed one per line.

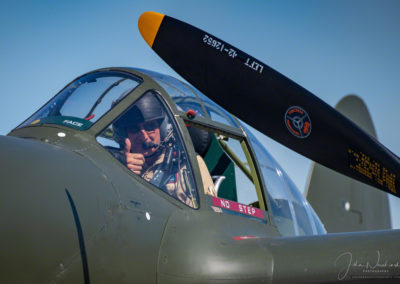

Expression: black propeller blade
xmin=138 ymin=12 xmax=400 ymax=197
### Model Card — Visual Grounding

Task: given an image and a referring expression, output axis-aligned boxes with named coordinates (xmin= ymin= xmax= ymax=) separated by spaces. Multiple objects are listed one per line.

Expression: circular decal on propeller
xmin=285 ymin=106 xmax=312 ymax=138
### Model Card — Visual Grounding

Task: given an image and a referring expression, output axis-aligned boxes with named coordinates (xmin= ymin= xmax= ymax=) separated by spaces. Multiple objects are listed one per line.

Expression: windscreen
xmin=17 ymin=71 xmax=142 ymax=131
xmin=240 ymin=122 xmax=326 ymax=236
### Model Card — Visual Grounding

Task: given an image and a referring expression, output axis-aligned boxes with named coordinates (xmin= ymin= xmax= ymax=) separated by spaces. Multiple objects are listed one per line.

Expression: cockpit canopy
xmin=16 ymin=67 xmax=325 ymax=236
xmin=19 ymin=71 xmax=142 ymax=130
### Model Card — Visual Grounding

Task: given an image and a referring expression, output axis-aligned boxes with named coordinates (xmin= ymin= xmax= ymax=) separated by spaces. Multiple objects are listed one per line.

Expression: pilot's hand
xmin=125 ymin=138 xmax=145 ymax=175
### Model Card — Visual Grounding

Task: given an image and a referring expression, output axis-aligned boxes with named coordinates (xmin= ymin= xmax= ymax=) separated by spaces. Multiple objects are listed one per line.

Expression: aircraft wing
xmin=158 ymin=210 xmax=400 ymax=283
xmin=137 ymin=12 xmax=400 ymax=198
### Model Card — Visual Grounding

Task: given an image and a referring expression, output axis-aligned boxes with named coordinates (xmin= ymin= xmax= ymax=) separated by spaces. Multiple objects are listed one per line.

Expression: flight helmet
xmin=113 ymin=93 xmax=166 ymax=147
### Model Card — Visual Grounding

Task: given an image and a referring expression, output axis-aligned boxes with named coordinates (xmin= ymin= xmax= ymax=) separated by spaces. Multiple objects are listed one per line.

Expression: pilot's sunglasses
xmin=128 ymin=121 xmax=159 ymax=133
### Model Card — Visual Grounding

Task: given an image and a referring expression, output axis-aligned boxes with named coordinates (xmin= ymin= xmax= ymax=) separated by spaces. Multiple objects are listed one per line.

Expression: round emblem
xmin=284 ymin=106 xmax=312 ymax=138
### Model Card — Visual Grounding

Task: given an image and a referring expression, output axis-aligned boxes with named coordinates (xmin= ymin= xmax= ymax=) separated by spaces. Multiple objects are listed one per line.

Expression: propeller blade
xmin=138 ymin=12 xmax=400 ymax=197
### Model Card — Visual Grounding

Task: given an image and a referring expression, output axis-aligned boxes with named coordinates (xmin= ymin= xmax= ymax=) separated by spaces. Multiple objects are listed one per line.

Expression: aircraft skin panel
xmin=157 ymin=209 xmax=400 ymax=283
xmin=267 ymin=229 xmax=400 ymax=283
xmin=306 ymin=95 xmax=391 ymax=232
xmin=0 ymin=135 xmax=89 ymax=283
xmin=2 ymin=126 xmax=398 ymax=283
xmin=158 ymin=210 xmax=276 ymax=283
xmin=0 ymin=130 xmax=175 ymax=283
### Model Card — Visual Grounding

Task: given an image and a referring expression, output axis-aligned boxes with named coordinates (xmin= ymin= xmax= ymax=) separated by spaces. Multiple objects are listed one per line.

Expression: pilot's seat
xmin=187 ymin=126 xmax=221 ymax=196
xmin=187 ymin=126 xmax=237 ymax=202
xmin=187 ymin=125 xmax=212 ymax=157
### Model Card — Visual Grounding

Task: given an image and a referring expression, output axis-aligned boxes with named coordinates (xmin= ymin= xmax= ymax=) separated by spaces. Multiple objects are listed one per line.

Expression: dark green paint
xmin=1 ymin=65 xmax=399 ymax=284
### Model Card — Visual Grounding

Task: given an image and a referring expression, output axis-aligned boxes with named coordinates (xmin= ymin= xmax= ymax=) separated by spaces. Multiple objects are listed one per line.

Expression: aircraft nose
xmin=0 ymin=134 xmax=115 ymax=283
xmin=0 ymin=135 xmax=88 ymax=282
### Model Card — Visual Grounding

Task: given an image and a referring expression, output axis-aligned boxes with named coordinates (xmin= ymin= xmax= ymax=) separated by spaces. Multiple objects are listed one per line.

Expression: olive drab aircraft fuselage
xmin=1 ymin=67 xmax=398 ymax=284
xmin=1 ymin=11 xmax=400 ymax=284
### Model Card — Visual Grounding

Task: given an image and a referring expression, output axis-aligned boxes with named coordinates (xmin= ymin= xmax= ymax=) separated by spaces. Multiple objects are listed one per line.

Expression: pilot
xmin=113 ymin=93 xmax=216 ymax=207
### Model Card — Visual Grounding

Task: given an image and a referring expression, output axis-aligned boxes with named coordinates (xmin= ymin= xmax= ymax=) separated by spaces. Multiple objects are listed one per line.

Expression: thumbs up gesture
xmin=125 ymin=138 xmax=145 ymax=175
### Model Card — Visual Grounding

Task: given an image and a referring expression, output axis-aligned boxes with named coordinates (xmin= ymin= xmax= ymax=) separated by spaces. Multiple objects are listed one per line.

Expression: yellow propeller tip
xmin=138 ymin=11 xmax=165 ymax=47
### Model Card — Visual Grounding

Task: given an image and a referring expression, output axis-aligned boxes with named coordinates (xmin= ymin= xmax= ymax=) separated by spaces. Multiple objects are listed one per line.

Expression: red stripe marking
xmin=212 ymin=196 xmax=264 ymax=219
xmin=84 ymin=114 xmax=95 ymax=120
xmin=232 ymin=236 xmax=259 ymax=240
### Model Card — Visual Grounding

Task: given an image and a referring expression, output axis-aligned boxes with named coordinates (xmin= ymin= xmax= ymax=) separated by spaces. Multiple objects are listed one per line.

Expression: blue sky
xmin=1 ymin=0 xmax=399 ymax=227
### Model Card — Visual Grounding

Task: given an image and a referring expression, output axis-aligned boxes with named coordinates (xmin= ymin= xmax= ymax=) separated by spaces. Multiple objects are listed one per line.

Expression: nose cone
xmin=0 ymin=135 xmax=114 ymax=282
xmin=0 ymin=135 xmax=88 ymax=282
